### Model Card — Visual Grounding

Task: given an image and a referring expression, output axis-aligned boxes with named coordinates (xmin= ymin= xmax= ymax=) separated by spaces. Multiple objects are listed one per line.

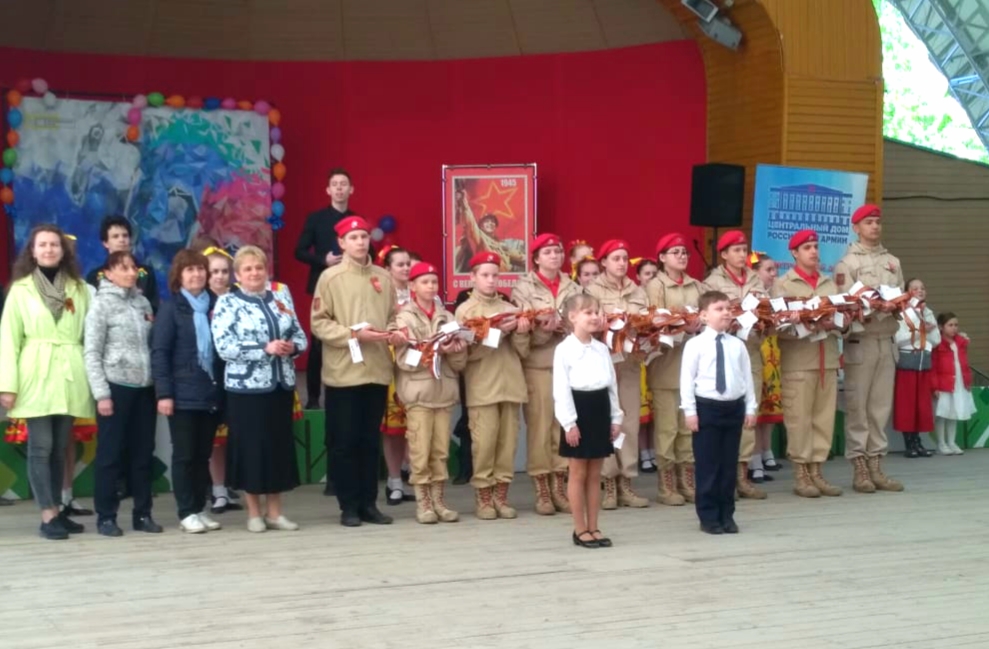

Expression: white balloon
xmin=32 ymin=78 xmax=49 ymax=94
xmin=42 ymin=91 xmax=57 ymax=108
xmin=270 ymin=143 xmax=285 ymax=162
xmin=370 ymin=228 xmax=385 ymax=242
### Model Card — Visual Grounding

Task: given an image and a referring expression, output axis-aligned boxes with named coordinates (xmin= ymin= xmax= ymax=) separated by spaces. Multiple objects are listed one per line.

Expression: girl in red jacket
xmin=932 ymin=312 xmax=975 ymax=455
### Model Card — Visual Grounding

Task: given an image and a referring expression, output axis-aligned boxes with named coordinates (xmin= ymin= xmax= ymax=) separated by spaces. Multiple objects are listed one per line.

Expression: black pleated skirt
xmin=559 ymin=388 xmax=614 ymax=460
xmin=226 ymin=389 xmax=300 ymax=494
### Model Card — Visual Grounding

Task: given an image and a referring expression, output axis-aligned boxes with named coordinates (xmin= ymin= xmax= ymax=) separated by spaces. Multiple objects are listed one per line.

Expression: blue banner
xmin=751 ymin=164 xmax=869 ymax=275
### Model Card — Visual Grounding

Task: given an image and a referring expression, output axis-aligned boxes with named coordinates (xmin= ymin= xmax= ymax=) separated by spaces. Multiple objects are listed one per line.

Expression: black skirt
xmin=226 ymin=389 xmax=300 ymax=494
xmin=559 ymin=388 xmax=615 ymax=460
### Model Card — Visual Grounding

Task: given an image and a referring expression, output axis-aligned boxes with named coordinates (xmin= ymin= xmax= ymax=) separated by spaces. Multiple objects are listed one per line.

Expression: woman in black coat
xmin=152 ymin=249 xmax=225 ymax=534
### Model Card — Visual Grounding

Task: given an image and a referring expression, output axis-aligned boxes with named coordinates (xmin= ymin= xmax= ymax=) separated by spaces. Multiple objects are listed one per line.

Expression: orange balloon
xmin=237 ymin=100 xmax=253 ymax=111
xmin=166 ymin=95 xmax=186 ymax=108
xmin=5 ymin=90 xmax=22 ymax=107
xmin=0 ymin=187 xmax=14 ymax=205
xmin=272 ymin=162 xmax=286 ymax=181
xmin=6 ymin=130 xmax=19 ymax=147
xmin=126 ymin=126 xmax=140 ymax=142
xmin=268 ymin=108 xmax=281 ymax=126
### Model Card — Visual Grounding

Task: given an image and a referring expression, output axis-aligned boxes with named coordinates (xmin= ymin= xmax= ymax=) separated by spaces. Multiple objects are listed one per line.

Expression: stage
xmin=2 ymin=453 xmax=987 ymax=649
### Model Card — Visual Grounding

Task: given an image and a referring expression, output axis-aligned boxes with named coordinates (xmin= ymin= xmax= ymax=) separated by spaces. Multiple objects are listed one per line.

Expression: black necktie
xmin=716 ymin=333 xmax=726 ymax=394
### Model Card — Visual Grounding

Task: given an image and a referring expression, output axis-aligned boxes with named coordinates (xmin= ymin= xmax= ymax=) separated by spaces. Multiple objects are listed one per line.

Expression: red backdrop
xmin=1 ymin=41 xmax=707 ymax=353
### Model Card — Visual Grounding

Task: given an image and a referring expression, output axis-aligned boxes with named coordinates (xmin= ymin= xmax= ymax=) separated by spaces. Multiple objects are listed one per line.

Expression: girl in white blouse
xmin=553 ymin=294 xmax=623 ymax=549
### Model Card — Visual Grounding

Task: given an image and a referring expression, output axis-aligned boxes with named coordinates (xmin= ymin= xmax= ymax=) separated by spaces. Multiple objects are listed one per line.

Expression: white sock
xmin=640 ymin=449 xmax=651 ymax=462
xmin=387 ymin=477 xmax=403 ymax=491
xmin=649 ymin=449 xmax=657 ymax=461
xmin=62 ymin=488 xmax=73 ymax=506
xmin=762 ymin=449 xmax=776 ymax=463
xmin=212 ymin=485 xmax=228 ymax=500
xmin=748 ymin=455 xmax=763 ymax=471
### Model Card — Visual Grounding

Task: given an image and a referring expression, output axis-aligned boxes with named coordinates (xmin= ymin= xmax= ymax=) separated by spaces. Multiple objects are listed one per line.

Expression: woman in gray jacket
xmin=84 ymin=251 xmax=162 ymax=537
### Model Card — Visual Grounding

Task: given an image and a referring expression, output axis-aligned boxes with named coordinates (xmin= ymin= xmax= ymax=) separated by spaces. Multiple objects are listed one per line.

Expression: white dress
xmin=935 ymin=341 xmax=976 ymax=421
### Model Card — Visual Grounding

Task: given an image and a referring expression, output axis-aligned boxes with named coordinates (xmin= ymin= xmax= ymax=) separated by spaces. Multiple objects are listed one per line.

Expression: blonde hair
xmin=233 ymin=245 xmax=267 ymax=272
xmin=562 ymin=293 xmax=601 ymax=331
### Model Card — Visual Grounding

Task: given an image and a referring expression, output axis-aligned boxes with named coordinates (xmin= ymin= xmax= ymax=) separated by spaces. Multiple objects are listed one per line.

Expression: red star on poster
xmin=473 ymin=181 xmax=517 ymax=220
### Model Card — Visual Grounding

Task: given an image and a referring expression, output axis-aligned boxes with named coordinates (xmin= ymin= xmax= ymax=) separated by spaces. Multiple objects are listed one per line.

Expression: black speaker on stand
xmin=689 ymin=163 xmax=745 ymax=272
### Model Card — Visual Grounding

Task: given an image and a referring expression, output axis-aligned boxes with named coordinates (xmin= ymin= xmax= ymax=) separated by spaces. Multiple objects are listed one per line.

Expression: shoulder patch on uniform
xmin=835 ymin=273 xmax=845 ymax=286
xmin=312 ymin=297 xmax=322 ymax=311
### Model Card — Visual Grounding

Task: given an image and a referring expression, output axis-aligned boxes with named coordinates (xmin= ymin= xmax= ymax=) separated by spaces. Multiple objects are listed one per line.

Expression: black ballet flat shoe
xmin=358 ymin=506 xmax=393 ymax=525
xmin=748 ymin=470 xmax=765 ymax=484
xmin=63 ymin=502 xmax=93 ymax=517
xmin=700 ymin=522 xmax=724 ymax=535
xmin=386 ymin=488 xmax=403 ymax=506
xmin=340 ymin=510 xmax=362 ymax=527
xmin=721 ymin=518 xmax=740 ymax=534
xmin=57 ymin=510 xmax=85 ymax=534
xmin=572 ymin=531 xmax=600 ymax=548
xmin=763 ymin=458 xmax=782 ymax=471
xmin=762 ymin=473 xmax=774 ymax=482
xmin=590 ymin=530 xmax=613 ymax=547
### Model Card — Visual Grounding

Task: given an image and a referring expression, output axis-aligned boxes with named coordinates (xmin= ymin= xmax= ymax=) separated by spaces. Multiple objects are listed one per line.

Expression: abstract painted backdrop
xmin=10 ymin=97 xmax=271 ymax=298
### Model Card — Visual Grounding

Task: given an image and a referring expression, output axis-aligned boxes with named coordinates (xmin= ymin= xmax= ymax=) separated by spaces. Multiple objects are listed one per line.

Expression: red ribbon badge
xmin=371 ymin=277 xmax=382 ymax=293
xmin=64 ymin=297 xmax=75 ymax=314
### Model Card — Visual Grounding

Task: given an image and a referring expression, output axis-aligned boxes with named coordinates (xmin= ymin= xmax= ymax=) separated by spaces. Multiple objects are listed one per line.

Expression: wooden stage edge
xmin=1 ymin=453 xmax=988 ymax=649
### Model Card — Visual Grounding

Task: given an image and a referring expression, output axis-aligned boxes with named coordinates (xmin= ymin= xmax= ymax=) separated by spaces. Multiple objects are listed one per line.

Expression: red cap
xmin=334 ymin=216 xmax=371 ymax=237
xmin=409 ymin=261 xmax=439 ymax=281
xmin=655 ymin=233 xmax=687 ymax=257
xmin=789 ymin=229 xmax=818 ymax=250
xmin=851 ymin=204 xmax=881 ymax=224
xmin=531 ymin=233 xmax=562 ymax=254
xmin=597 ymin=239 xmax=630 ymax=261
xmin=716 ymin=230 xmax=747 ymax=253
xmin=469 ymin=251 xmax=501 ymax=269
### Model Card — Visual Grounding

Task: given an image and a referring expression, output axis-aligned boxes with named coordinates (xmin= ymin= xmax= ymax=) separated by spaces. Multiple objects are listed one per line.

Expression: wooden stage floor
xmin=2 ymin=453 xmax=988 ymax=649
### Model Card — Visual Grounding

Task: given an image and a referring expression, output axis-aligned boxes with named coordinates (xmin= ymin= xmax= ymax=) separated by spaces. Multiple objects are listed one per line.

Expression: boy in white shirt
xmin=680 ymin=290 xmax=757 ymax=535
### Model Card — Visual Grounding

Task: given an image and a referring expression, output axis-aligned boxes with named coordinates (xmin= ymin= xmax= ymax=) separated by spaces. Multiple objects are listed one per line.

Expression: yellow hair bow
xmin=203 ymin=246 xmax=233 ymax=259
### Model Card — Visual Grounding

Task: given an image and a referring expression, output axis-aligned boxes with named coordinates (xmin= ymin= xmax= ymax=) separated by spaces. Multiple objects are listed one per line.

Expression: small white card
xmin=611 ymin=352 xmax=625 ymax=363
xmin=623 ymin=338 xmax=635 ymax=354
xmin=612 ymin=432 xmax=626 ymax=449
xmin=735 ymin=327 xmax=752 ymax=342
xmin=809 ymin=330 xmax=828 ymax=342
xmin=348 ymin=338 xmax=364 ymax=363
xmin=440 ymin=321 xmax=461 ymax=335
xmin=483 ymin=327 xmax=502 ymax=348
xmin=806 ymin=296 xmax=822 ymax=310
xmin=350 ymin=322 xmax=370 ymax=332
xmin=830 ymin=293 xmax=848 ymax=305
xmin=770 ymin=297 xmax=787 ymax=313
xmin=879 ymin=285 xmax=903 ymax=300
xmin=741 ymin=293 xmax=761 ymax=312
xmin=404 ymin=348 xmax=423 ymax=368
xmin=673 ymin=332 xmax=686 ymax=345
xmin=432 ymin=352 xmax=442 ymax=379
xmin=659 ymin=334 xmax=675 ymax=348
xmin=458 ymin=329 xmax=476 ymax=344
xmin=736 ymin=310 xmax=759 ymax=330
xmin=639 ymin=339 xmax=653 ymax=353
xmin=909 ymin=297 xmax=921 ymax=309
xmin=605 ymin=331 xmax=615 ymax=348
xmin=833 ymin=312 xmax=845 ymax=329
xmin=794 ymin=323 xmax=812 ymax=338
xmin=787 ymin=300 xmax=806 ymax=311
xmin=609 ymin=318 xmax=625 ymax=331
xmin=849 ymin=281 xmax=866 ymax=295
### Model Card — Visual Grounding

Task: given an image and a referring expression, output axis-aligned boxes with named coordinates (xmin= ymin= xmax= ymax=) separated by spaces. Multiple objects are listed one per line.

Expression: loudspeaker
xmin=690 ymin=163 xmax=745 ymax=228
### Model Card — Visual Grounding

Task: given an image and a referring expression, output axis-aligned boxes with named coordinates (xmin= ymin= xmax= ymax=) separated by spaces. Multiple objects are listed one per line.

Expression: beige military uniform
xmin=701 ymin=265 xmax=767 ymax=463
xmin=395 ymin=302 xmax=467 ymax=485
xmin=455 ymin=292 xmax=530 ymax=489
xmin=511 ymin=272 xmax=581 ymax=477
xmin=585 ymin=274 xmax=648 ymax=480
xmin=833 ymin=241 xmax=904 ymax=459
xmin=772 ymin=270 xmax=842 ymax=464
xmin=645 ymin=271 xmax=702 ymax=467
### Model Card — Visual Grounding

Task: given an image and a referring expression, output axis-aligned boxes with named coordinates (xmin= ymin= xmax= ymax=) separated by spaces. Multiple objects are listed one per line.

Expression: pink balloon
xmin=254 ymin=100 xmax=271 ymax=116
xmin=271 ymin=182 xmax=286 ymax=200
xmin=221 ymin=97 xmax=236 ymax=110
xmin=132 ymin=94 xmax=148 ymax=109
xmin=31 ymin=78 xmax=49 ymax=95
xmin=269 ymin=127 xmax=282 ymax=143
xmin=127 ymin=107 xmax=142 ymax=126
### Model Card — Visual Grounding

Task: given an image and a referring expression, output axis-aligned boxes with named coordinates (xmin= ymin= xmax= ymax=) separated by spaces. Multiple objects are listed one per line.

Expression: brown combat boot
xmin=676 ymin=463 xmax=696 ymax=503
xmin=736 ymin=463 xmax=767 ymax=500
xmin=430 ymin=481 xmax=459 ymax=522
xmin=808 ymin=463 xmax=843 ymax=496
xmin=792 ymin=463 xmax=822 ymax=498
xmin=550 ymin=471 xmax=571 ymax=513
xmin=617 ymin=476 xmax=649 ymax=508
xmin=492 ymin=482 xmax=518 ymax=519
xmin=414 ymin=484 xmax=439 ymax=524
xmin=851 ymin=456 xmax=876 ymax=493
xmin=867 ymin=456 xmax=904 ymax=492
xmin=532 ymin=475 xmax=555 ymax=516
xmin=656 ymin=464 xmax=685 ymax=506
xmin=474 ymin=486 xmax=497 ymax=520
xmin=602 ymin=477 xmax=618 ymax=510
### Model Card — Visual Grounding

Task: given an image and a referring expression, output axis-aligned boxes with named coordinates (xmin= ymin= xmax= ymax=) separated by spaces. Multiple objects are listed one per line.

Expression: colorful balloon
xmin=127 ymin=107 xmax=142 ymax=126
xmin=6 ymin=130 xmax=19 ymax=148
xmin=0 ymin=187 xmax=13 ymax=205
xmin=42 ymin=91 xmax=57 ymax=108
xmin=204 ymin=97 xmax=221 ymax=110
xmin=271 ymin=200 xmax=285 ymax=218
xmin=237 ymin=100 xmax=253 ymax=111
xmin=132 ymin=94 xmax=148 ymax=109
xmin=187 ymin=96 xmax=204 ymax=109
xmin=272 ymin=162 xmax=286 ymax=181
xmin=254 ymin=100 xmax=271 ymax=116
xmin=166 ymin=95 xmax=186 ymax=108
xmin=221 ymin=97 xmax=237 ymax=110
xmin=269 ymin=127 xmax=282 ymax=143
xmin=268 ymin=109 xmax=281 ymax=126
xmin=126 ymin=126 xmax=140 ymax=142
xmin=0 ymin=168 xmax=13 ymax=184
xmin=31 ymin=78 xmax=49 ymax=95
xmin=2 ymin=149 xmax=17 ymax=167
xmin=270 ymin=144 xmax=285 ymax=162
xmin=15 ymin=79 xmax=31 ymax=94
xmin=7 ymin=109 xmax=23 ymax=129
xmin=379 ymin=215 xmax=397 ymax=233
xmin=370 ymin=228 xmax=385 ymax=242
xmin=271 ymin=182 xmax=286 ymax=200
xmin=147 ymin=92 xmax=165 ymax=107
xmin=6 ymin=90 xmax=23 ymax=107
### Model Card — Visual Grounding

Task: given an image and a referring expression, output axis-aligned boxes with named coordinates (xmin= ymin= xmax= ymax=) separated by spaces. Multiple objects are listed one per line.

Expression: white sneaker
xmin=198 ymin=511 xmax=222 ymax=531
xmin=180 ymin=514 xmax=207 ymax=534
xmin=264 ymin=515 xmax=300 ymax=531
xmin=247 ymin=517 xmax=266 ymax=533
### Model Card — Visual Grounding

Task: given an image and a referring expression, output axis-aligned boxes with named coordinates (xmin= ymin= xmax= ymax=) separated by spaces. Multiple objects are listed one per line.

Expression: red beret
xmin=655 ymin=233 xmax=687 ymax=257
xmin=531 ymin=233 xmax=562 ymax=254
xmin=716 ymin=230 xmax=747 ymax=253
xmin=334 ymin=216 xmax=371 ymax=237
xmin=851 ymin=204 xmax=881 ymax=224
xmin=409 ymin=261 xmax=439 ymax=281
xmin=788 ymin=229 xmax=818 ymax=250
xmin=597 ymin=239 xmax=630 ymax=261
xmin=469 ymin=251 xmax=501 ymax=269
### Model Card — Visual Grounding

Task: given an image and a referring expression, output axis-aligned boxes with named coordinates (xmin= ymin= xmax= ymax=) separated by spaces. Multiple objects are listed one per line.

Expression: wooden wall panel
xmin=341 ymin=0 xmax=435 ymax=61
xmin=49 ymin=0 xmax=155 ymax=56
xmin=0 ymin=0 xmax=54 ymax=50
xmin=248 ymin=0 xmax=345 ymax=61
xmin=883 ymin=141 xmax=989 ymax=366
xmin=427 ymin=0 xmax=520 ymax=60
xmin=149 ymin=0 xmax=252 ymax=60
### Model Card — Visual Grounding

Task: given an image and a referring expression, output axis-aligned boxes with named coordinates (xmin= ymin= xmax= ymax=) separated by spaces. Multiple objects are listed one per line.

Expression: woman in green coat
xmin=0 ymin=224 xmax=94 ymax=540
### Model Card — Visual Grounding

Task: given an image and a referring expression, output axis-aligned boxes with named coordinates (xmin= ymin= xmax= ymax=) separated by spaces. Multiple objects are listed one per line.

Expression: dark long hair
xmin=11 ymin=224 xmax=83 ymax=284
